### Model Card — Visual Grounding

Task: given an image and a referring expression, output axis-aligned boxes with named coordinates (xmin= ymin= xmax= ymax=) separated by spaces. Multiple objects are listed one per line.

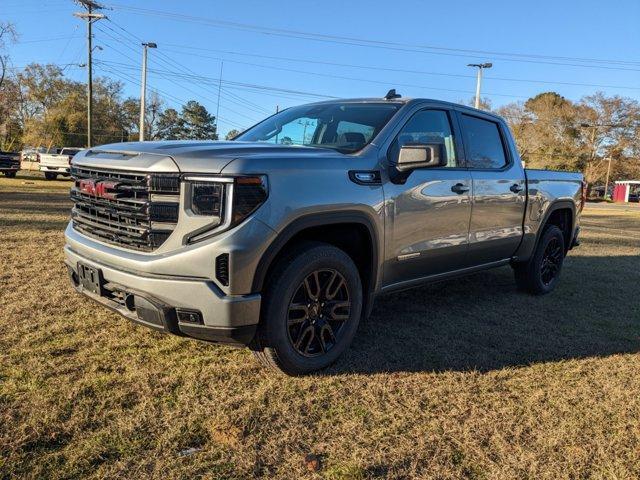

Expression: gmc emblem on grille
xmin=78 ymin=179 xmax=119 ymax=200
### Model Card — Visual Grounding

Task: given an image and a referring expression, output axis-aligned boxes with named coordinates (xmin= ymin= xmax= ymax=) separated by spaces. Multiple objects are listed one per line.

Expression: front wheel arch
xmin=251 ymin=212 xmax=380 ymax=316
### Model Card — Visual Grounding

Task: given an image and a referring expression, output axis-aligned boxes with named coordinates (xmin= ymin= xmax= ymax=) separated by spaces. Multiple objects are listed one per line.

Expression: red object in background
xmin=613 ymin=184 xmax=628 ymax=202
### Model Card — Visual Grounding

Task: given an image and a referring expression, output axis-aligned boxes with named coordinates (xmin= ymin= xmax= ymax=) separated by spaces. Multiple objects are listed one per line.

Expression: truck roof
xmin=306 ymin=96 xmax=506 ymax=122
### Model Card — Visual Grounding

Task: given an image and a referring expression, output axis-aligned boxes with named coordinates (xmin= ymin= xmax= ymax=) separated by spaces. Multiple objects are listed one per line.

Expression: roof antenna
xmin=384 ymin=89 xmax=401 ymax=100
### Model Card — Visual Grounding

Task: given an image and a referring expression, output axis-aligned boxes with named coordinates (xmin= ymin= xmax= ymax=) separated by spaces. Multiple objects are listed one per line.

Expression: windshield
xmin=235 ymin=102 xmax=401 ymax=153
xmin=61 ymin=149 xmax=81 ymax=156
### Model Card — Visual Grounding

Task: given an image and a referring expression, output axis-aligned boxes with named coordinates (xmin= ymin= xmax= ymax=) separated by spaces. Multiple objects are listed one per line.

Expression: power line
xmin=96 ymin=62 xmax=248 ymax=130
xmin=161 ymin=43 xmax=640 ymax=92
xmin=103 ymin=3 xmax=640 ymax=72
xmin=98 ymin=54 xmax=524 ymax=100
xmin=97 ymin=21 xmax=269 ymax=122
xmin=219 ymin=87 xmax=272 ymax=115
xmin=15 ymin=35 xmax=83 ymax=44
xmin=97 ymin=59 xmax=337 ymax=100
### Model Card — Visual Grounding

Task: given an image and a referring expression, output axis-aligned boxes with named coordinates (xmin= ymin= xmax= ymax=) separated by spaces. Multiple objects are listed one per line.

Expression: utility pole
xmin=467 ymin=63 xmax=492 ymax=109
xmin=73 ymin=1 xmax=105 ymax=148
xmin=604 ymin=156 xmax=612 ymax=199
xmin=139 ymin=42 xmax=157 ymax=141
xmin=299 ymin=119 xmax=313 ymax=144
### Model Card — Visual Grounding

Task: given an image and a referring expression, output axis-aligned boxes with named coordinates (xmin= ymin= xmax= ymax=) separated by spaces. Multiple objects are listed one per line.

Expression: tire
xmin=513 ymin=225 xmax=565 ymax=295
xmin=4 ymin=171 xmax=16 ymax=178
xmin=44 ymin=172 xmax=57 ymax=180
xmin=252 ymin=242 xmax=363 ymax=375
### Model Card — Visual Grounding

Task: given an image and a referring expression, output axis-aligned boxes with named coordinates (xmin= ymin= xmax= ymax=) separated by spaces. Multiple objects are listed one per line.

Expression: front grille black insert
xmin=70 ymin=166 xmax=180 ymax=251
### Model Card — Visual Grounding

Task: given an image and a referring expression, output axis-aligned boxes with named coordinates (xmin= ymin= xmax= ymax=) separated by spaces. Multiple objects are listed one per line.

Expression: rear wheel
xmin=44 ymin=172 xmax=57 ymax=180
xmin=252 ymin=242 xmax=362 ymax=375
xmin=4 ymin=171 xmax=16 ymax=178
xmin=513 ymin=225 xmax=565 ymax=295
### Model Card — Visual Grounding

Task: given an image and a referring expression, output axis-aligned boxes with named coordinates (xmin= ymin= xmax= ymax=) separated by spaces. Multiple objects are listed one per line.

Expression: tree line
xmin=0 ymin=63 xmax=228 ymax=150
xmin=492 ymin=93 xmax=640 ymax=187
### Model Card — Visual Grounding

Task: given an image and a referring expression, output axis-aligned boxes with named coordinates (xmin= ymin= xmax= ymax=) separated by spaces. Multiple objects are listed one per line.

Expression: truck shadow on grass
xmin=334 ymin=255 xmax=640 ymax=374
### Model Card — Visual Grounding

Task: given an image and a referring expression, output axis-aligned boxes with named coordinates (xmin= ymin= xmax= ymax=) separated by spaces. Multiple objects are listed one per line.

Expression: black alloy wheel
xmin=540 ymin=236 xmax=563 ymax=286
xmin=513 ymin=224 xmax=565 ymax=295
xmin=251 ymin=242 xmax=363 ymax=375
xmin=287 ymin=269 xmax=351 ymax=357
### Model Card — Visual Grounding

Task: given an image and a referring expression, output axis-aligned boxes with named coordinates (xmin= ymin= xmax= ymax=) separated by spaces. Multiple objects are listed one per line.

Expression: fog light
xmin=176 ymin=309 xmax=203 ymax=325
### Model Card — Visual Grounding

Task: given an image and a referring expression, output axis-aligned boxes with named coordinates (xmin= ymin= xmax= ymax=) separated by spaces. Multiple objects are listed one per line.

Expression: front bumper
xmin=65 ymin=245 xmax=260 ymax=345
xmin=41 ymin=166 xmax=70 ymax=174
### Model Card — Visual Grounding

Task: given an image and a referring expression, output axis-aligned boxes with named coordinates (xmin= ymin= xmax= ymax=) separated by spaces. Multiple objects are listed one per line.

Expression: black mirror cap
xmin=395 ymin=143 xmax=446 ymax=172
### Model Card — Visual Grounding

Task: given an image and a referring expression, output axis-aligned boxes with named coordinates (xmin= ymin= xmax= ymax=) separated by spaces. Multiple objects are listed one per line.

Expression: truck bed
xmin=525 ymin=168 xmax=583 ymax=184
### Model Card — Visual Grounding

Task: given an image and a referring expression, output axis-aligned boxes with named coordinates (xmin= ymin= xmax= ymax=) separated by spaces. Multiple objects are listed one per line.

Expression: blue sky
xmin=6 ymin=0 xmax=640 ymax=136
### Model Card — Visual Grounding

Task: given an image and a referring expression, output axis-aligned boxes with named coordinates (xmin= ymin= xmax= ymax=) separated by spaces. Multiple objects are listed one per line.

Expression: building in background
xmin=613 ymin=180 xmax=640 ymax=203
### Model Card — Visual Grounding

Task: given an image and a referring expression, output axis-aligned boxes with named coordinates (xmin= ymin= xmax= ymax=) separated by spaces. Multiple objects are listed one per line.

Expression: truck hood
xmin=71 ymin=140 xmax=343 ymax=174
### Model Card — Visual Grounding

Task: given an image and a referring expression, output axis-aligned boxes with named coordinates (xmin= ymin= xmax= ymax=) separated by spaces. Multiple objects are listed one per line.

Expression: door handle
xmin=510 ymin=183 xmax=524 ymax=193
xmin=451 ymin=183 xmax=470 ymax=194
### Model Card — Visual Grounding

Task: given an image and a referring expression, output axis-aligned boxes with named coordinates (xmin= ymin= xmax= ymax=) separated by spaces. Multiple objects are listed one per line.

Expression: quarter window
xmin=460 ymin=114 xmax=508 ymax=169
xmin=392 ymin=110 xmax=457 ymax=167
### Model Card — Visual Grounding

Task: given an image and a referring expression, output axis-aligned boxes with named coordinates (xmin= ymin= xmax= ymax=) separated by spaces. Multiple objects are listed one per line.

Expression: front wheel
xmin=513 ymin=225 xmax=565 ymax=295
xmin=44 ymin=172 xmax=57 ymax=180
xmin=252 ymin=242 xmax=363 ymax=375
xmin=4 ymin=171 xmax=16 ymax=178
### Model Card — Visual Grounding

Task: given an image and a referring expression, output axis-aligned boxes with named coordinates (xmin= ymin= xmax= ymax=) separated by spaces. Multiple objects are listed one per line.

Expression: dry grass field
xmin=1 ymin=174 xmax=640 ymax=479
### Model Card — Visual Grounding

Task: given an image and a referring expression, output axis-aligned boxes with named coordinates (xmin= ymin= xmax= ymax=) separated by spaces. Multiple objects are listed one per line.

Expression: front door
xmin=383 ymin=109 xmax=472 ymax=288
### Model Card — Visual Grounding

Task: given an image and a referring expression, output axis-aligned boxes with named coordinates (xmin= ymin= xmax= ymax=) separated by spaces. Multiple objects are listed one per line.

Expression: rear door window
xmin=336 ymin=121 xmax=375 ymax=144
xmin=460 ymin=114 xmax=508 ymax=169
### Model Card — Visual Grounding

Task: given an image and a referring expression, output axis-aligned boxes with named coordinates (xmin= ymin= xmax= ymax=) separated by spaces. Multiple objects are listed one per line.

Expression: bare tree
xmin=0 ymin=22 xmax=18 ymax=90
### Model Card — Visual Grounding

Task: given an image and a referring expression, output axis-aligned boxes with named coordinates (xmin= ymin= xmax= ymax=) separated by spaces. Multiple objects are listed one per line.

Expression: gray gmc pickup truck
xmin=65 ymin=93 xmax=584 ymax=375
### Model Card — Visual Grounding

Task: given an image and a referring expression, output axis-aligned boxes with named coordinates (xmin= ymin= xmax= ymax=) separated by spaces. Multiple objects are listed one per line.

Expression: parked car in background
xmin=65 ymin=93 xmax=585 ymax=375
xmin=20 ymin=147 xmax=49 ymax=172
xmin=40 ymin=147 xmax=82 ymax=180
xmin=0 ymin=151 xmax=20 ymax=178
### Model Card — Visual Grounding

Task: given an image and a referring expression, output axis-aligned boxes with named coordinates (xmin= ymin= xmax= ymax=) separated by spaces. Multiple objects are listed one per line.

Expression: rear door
xmin=383 ymin=107 xmax=472 ymax=287
xmin=456 ymin=111 xmax=526 ymax=265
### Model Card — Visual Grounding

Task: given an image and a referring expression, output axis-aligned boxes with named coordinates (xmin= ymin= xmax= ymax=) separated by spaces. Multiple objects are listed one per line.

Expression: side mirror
xmin=396 ymin=143 xmax=446 ymax=172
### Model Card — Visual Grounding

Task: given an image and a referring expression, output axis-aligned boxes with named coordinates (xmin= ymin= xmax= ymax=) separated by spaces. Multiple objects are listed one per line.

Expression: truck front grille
xmin=70 ymin=166 xmax=180 ymax=251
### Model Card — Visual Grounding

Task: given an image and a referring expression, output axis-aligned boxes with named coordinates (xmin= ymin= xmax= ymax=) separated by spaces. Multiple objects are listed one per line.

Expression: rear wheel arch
xmin=252 ymin=212 xmax=380 ymax=316
xmin=538 ymin=201 xmax=575 ymax=254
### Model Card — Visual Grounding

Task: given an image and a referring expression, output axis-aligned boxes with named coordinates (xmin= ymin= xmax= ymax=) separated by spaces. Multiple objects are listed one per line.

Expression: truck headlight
xmin=191 ymin=181 xmax=225 ymax=216
xmin=184 ymin=175 xmax=268 ymax=242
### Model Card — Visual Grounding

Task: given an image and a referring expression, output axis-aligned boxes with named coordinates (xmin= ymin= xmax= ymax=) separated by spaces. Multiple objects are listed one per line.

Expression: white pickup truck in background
xmin=40 ymin=147 xmax=82 ymax=180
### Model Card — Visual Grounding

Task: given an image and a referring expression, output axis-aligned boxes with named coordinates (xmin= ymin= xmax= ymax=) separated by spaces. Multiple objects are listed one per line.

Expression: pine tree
xmin=181 ymin=100 xmax=217 ymax=140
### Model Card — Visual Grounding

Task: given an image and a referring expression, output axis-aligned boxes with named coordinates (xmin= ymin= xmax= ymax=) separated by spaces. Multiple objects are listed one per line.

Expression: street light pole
xmin=467 ymin=63 xmax=492 ymax=109
xmin=139 ymin=42 xmax=157 ymax=141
